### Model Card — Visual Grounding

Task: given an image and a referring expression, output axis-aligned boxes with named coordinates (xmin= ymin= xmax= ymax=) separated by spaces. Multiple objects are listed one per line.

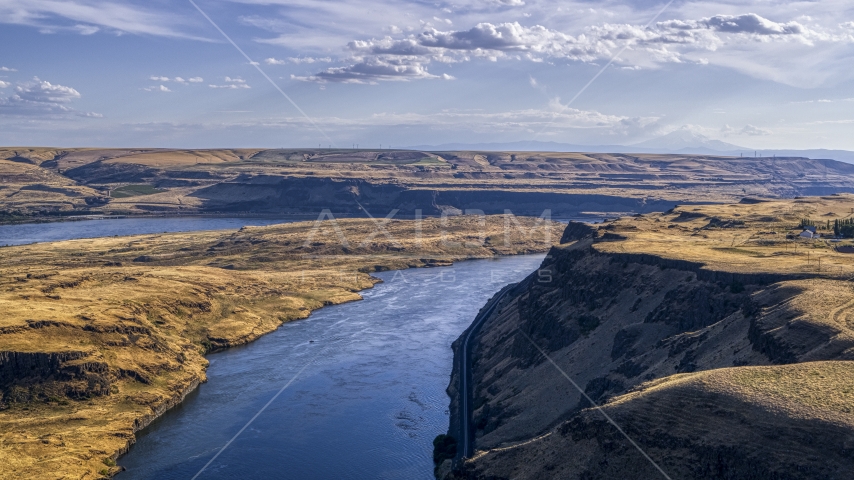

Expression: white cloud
xmin=209 ymin=79 xmax=251 ymax=89
xmin=291 ymin=56 xmax=439 ymax=83
xmin=144 ymin=85 xmax=171 ymax=92
xmin=0 ymin=81 xmax=9 ymax=88
xmin=0 ymin=67 xmax=17 ymax=72
xmin=265 ymin=56 xmax=334 ymax=65
xmin=0 ymin=78 xmax=99 ymax=117
xmin=701 ymin=14 xmax=805 ymax=36
xmin=722 ymin=124 xmax=772 ymax=136
xmin=0 ymin=0 xmax=203 ymax=39
xmin=740 ymin=124 xmax=772 ymax=136
xmin=74 ymin=24 xmax=99 ymax=35
xmin=150 ymin=75 xmax=204 ymax=85
xmin=299 ymin=11 xmax=853 ymax=84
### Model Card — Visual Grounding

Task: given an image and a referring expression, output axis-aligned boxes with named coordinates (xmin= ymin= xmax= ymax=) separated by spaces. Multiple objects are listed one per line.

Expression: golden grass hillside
xmin=592 ymin=194 xmax=854 ymax=277
xmin=444 ymin=195 xmax=854 ymax=480
xmin=0 ymin=215 xmax=563 ymax=479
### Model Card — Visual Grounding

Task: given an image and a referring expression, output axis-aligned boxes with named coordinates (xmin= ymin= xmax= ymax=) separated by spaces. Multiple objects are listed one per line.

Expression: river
xmin=115 ymin=254 xmax=544 ymax=479
xmin=0 ymin=215 xmax=599 ymax=247
xmin=0 ymin=217 xmax=298 ymax=246
xmin=0 ymin=216 xmax=549 ymax=478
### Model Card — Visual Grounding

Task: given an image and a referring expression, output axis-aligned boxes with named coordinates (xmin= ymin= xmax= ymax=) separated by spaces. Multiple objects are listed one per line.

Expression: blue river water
xmin=116 ymin=254 xmax=545 ymax=480
xmin=0 ymin=217 xmax=298 ymax=246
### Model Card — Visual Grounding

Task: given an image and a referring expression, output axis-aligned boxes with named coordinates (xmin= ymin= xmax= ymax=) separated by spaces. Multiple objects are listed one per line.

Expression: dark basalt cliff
xmin=190 ymin=176 xmax=676 ymax=216
xmin=0 ymin=349 xmax=112 ymax=403
xmin=441 ymin=220 xmax=854 ymax=480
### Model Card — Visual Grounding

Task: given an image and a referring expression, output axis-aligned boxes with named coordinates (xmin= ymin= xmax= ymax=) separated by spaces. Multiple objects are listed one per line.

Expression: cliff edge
xmin=443 ymin=194 xmax=854 ymax=479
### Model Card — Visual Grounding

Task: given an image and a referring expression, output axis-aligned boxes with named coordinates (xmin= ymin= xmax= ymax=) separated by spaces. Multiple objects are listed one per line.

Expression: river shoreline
xmin=112 ymin=253 xmax=520 ymax=472
xmin=0 ymin=215 xmax=564 ymax=479
xmin=116 ymin=254 xmax=548 ymax=479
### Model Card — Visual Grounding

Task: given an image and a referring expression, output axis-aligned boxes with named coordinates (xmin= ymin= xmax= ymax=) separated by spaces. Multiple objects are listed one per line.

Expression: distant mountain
xmin=630 ymin=129 xmax=748 ymax=152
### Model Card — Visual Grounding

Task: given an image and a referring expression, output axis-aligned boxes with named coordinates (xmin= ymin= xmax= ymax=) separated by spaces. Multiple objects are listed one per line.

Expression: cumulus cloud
xmin=0 ymin=66 xmax=16 ymax=72
xmin=722 ymin=124 xmax=772 ymax=136
xmin=0 ymin=81 xmax=9 ymax=88
xmin=740 ymin=124 xmax=772 ymax=136
xmin=209 ymin=78 xmax=251 ymax=89
xmin=291 ymin=56 xmax=440 ymax=83
xmin=299 ymin=12 xmax=851 ymax=84
xmin=143 ymin=85 xmax=171 ymax=92
xmin=150 ymin=75 xmax=204 ymax=85
xmin=702 ymin=14 xmax=805 ymax=35
xmin=0 ymin=78 xmax=99 ymax=117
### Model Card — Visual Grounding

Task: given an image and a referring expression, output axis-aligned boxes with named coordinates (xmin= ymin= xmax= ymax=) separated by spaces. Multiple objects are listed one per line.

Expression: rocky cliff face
xmin=443 ymin=207 xmax=854 ymax=479
xmin=190 ymin=176 xmax=676 ymax=216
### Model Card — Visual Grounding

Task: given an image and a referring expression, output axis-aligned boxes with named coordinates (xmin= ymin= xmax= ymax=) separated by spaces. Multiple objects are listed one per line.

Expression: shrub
xmin=578 ymin=314 xmax=601 ymax=335
xmin=433 ymin=434 xmax=457 ymax=465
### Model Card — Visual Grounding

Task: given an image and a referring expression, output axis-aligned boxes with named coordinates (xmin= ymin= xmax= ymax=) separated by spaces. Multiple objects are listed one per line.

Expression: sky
xmin=0 ymin=0 xmax=853 ymax=149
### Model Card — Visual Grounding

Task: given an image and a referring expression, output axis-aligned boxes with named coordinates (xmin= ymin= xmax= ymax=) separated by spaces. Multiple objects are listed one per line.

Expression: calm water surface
xmin=0 ymin=216 xmax=601 ymax=247
xmin=0 ymin=217 xmax=298 ymax=246
xmin=118 ymin=254 xmax=545 ymax=480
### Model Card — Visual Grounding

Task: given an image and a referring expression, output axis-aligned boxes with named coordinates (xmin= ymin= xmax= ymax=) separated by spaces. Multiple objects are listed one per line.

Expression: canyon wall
xmin=443 ymin=216 xmax=854 ymax=479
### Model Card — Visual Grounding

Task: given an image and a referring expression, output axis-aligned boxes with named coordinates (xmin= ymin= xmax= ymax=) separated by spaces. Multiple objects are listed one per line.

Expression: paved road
xmin=458 ymin=285 xmax=514 ymax=460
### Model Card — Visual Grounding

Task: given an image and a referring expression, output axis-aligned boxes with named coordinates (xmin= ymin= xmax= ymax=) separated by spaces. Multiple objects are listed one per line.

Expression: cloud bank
xmin=295 ymin=13 xmax=851 ymax=83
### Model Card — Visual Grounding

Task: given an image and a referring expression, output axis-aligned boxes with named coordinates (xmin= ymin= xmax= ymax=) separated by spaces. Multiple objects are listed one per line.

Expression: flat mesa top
xmin=585 ymin=195 xmax=854 ymax=278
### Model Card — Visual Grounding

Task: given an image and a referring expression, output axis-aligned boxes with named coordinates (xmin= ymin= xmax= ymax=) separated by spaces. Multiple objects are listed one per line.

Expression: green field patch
xmin=110 ymin=184 xmax=165 ymax=198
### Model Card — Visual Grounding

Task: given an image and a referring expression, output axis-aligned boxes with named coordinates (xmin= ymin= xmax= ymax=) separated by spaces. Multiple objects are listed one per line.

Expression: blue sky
xmin=0 ymin=0 xmax=853 ymax=149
